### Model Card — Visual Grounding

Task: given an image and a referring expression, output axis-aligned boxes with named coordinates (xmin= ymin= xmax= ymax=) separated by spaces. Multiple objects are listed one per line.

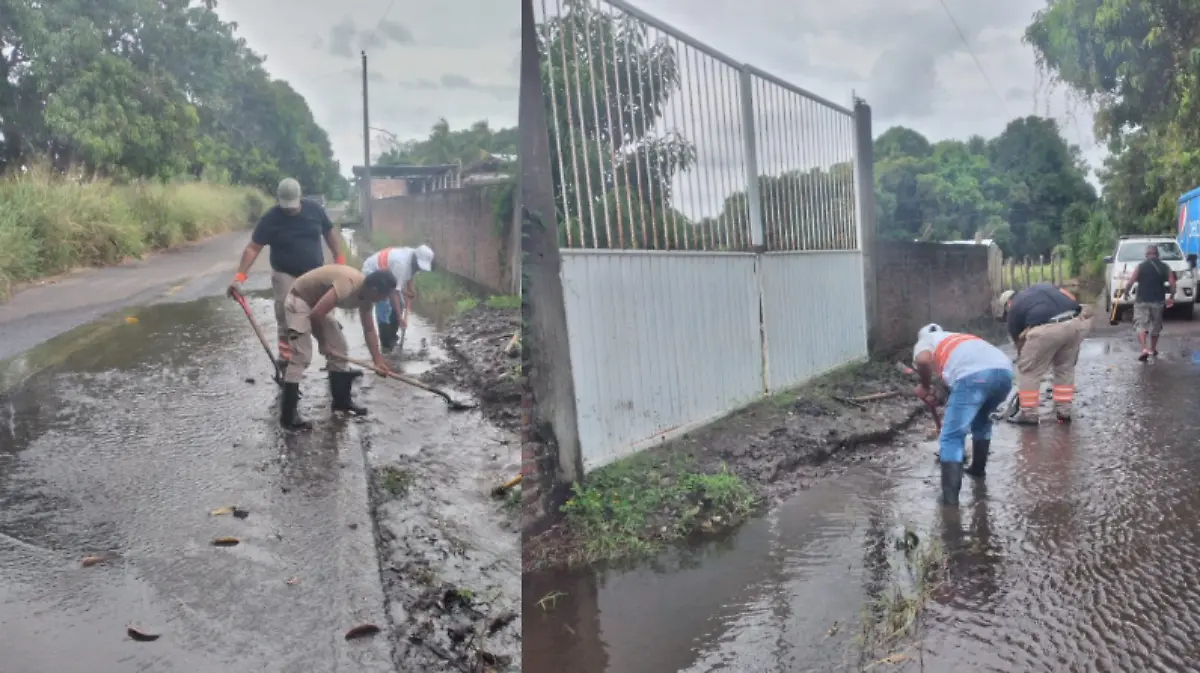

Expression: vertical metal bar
xmin=581 ymin=3 xmax=610 ymax=247
xmin=633 ymin=22 xmax=659 ymax=250
xmin=657 ymin=36 xmax=681 ymax=250
xmin=819 ymin=106 xmax=834 ymax=250
xmin=361 ymin=51 xmax=373 ymax=234
xmin=739 ymin=67 xmax=764 ymax=248
xmin=541 ymin=0 xmax=573 ymax=247
xmin=566 ymin=2 xmax=597 ymax=247
xmin=607 ymin=8 xmax=637 ymax=249
xmin=780 ymin=86 xmax=799 ymax=251
xmin=619 ymin=17 xmax=647 ymax=249
xmin=699 ymin=52 xmax=722 ymax=249
xmin=593 ymin=0 xmax=623 ymax=247
xmin=754 ymin=78 xmax=774 ymax=250
xmin=715 ymin=64 xmax=740 ymax=249
xmin=557 ymin=0 xmax=584 ymax=247
xmin=683 ymin=43 xmax=706 ymax=249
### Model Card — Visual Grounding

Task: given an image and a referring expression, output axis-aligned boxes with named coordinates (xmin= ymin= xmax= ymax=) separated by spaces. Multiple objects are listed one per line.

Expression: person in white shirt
xmin=911 ymin=323 xmax=1013 ymax=505
xmin=361 ymin=244 xmax=434 ymax=351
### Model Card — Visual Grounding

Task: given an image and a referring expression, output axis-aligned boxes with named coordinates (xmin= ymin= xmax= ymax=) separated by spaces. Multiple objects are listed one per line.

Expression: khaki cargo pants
xmin=271 ymin=271 xmax=297 ymax=361
xmin=1016 ymin=313 xmax=1091 ymax=415
xmin=282 ymin=293 xmax=350 ymax=384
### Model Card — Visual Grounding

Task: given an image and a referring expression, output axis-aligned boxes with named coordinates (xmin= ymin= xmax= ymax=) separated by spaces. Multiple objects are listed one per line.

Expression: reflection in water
xmin=523 ymin=331 xmax=1200 ymax=672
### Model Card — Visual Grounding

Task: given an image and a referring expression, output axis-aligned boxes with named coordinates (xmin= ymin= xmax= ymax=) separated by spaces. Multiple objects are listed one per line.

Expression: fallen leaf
xmin=343 ymin=623 xmax=381 ymax=640
xmin=127 ymin=626 xmax=160 ymax=642
xmin=124 ymin=316 xmax=138 ymax=325
xmin=211 ymin=537 xmax=240 ymax=547
xmin=81 ymin=553 xmax=118 ymax=567
xmin=209 ymin=506 xmax=234 ymax=516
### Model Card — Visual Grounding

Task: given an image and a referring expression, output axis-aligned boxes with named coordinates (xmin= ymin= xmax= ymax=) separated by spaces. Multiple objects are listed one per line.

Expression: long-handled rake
xmin=230 ymin=290 xmax=283 ymax=386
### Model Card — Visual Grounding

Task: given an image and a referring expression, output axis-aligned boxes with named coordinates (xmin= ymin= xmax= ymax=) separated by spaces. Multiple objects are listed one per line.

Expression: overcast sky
xmin=629 ymin=0 xmax=1103 ymax=174
xmin=534 ymin=0 xmax=1103 ymax=233
xmin=215 ymin=0 xmax=520 ymax=175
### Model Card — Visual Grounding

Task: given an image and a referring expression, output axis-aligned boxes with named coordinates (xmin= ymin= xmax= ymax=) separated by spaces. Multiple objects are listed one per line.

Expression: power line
xmin=373 ymin=0 xmax=398 ymax=33
xmin=936 ymin=0 xmax=1008 ymax=116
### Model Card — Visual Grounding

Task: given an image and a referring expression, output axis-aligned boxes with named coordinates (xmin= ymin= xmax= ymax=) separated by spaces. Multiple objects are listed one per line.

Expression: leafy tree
xmin=536 ymin=0 xmax=697 ymax=249
xmin=0 ymin=0 xmax=345 ymax=196
xmin=871 ymin=117 xmax=1096 ymax=261
xmin=378 ymin=119 xmax=518 ymax=168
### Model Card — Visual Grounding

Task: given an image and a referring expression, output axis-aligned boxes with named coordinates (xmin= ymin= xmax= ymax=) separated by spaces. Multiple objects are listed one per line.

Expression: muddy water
xmin=524 ymin=327 xmax=1200 ymax=672
xmin=0 ymin=286 xmax=516 ymax=672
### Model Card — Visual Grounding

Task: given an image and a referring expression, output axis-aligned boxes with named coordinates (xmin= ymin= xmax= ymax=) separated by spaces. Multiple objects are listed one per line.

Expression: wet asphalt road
xmin=0 ymin=291 xmax=393 ymax=672
xmin=524 ymin=314 xmax=1200 ymax=672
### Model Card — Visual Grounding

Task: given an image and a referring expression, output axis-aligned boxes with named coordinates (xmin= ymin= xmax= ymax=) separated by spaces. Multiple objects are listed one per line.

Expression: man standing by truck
xmin=226 ymin=178 xmax=346 ymax=371
xmin=1006 ymin=282 xmax=1088 ymax=425
xmin=1125 ymin=244 xmax=1176 ymax=361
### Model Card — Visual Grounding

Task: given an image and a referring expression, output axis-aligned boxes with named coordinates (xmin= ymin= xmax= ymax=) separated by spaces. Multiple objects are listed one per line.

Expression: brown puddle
xmin=522 ymin=326 xmax=1200 ymax=672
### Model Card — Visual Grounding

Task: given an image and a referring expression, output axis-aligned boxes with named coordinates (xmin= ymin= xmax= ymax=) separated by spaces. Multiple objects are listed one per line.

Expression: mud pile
xmin=420 ymin=306 xmax=521 ymax=431
xmin=664 ymin=362 xmax=925 ymax=503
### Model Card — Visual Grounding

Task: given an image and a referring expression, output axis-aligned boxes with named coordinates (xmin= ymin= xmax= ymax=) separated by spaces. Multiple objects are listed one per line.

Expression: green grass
xmin=560 ymin=451 xmax=757 ymax=564
xmin=0 ymin=164 xmax=267 ymax=300
xmin=485 ymin=294 xmax=521 ymax=310
xmin=377 ymin=465 xmax=415 ymax=498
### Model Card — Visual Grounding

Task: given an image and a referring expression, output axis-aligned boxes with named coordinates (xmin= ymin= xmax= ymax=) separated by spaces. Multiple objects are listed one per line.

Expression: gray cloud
xmin=327 ymin=15 xmax=415 ymax=59
xmin=868 ymin=48 xmax=939 ymax=118
xmin=1005 ymin=86 xmax=1029 ymax=102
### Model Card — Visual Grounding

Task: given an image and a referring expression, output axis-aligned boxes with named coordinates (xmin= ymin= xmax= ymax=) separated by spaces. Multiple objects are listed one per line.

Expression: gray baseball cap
xmin=277 ymin=178 xmax=302 ymax=209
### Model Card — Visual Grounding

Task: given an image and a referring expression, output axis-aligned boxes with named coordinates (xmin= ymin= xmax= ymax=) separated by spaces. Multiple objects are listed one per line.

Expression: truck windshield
xmin=1116 ymin=242 xmax=1184 ymax=262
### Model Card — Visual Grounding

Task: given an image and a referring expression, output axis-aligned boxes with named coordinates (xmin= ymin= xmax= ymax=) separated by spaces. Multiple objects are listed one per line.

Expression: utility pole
xmin=361 ymin=50 xmax=373 ymax=233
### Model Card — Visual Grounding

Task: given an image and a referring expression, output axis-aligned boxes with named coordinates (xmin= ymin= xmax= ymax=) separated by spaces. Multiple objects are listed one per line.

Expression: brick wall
xmin=874 ymin=241 xmax=996 ymax=355
xmin=370 ymin=178 xmax=409 ymax=199
xmin=371 ymin=183 xmax=516 ymax=294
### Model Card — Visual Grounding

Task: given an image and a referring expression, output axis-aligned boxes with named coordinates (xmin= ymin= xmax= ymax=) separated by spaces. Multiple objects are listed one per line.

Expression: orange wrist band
xmin=234 ymin=272 xmax=247 ymax=282
xmin=336 ymin=255 xmax=346 ymax=264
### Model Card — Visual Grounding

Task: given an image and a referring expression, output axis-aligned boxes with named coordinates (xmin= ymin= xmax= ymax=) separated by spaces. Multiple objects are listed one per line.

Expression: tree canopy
xmin=0 ymin=0 xmax=348 ymax=199
xmin=377 ymin=119 xmax=518 ymax=168
xmin=872 ymin=117 xmax=1097 ymax=260
xmin=1024 ymin=0 xmax=1200 ymax=269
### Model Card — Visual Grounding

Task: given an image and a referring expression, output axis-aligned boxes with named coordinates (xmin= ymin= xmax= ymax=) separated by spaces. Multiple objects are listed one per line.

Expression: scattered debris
xmin=490 ymin=474 xmax=521 ymax=499
xmin=124 ymin=316 xmax=138 ymax=325
xmin=211 ymin=537 xmax=240 ymax=547
xmin=343 ymin=623 xmax=382 ymax=641
xmin=126 ymin=626 xmax=160 ymax=642
xmin=209 ymin=506 xmax=249 ymax=518
xmin=80 ymin=553 xmax=119 ymax=567
xmin=286 ymin=577 xmax=300 ymax=585
xmin=244 ymin=377 xmax=256 ymax=384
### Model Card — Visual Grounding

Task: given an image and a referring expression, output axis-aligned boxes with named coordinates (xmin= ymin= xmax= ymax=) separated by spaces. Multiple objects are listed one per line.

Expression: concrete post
xmin=852 ymin=98 xmax=880 ymax=354
xmin=519 ymin=0 xmax=583 ymax=496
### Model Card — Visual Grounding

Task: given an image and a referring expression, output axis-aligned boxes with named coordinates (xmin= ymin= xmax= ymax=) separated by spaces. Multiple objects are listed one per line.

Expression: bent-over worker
xmin=360 ymin=244 xmax=435 ymax=351
xmin=1006 ymin=282 xmax=1088 ymax=425
xmin=1126 ymin=244 xmax=1175 ymax=361
xmin=227 ymin=178 xmax=344 ymax=370
xmin=280 ymin=264 xmax=396 ymax=430
xmin=912 ymin=324 xmax=1013 ymax=505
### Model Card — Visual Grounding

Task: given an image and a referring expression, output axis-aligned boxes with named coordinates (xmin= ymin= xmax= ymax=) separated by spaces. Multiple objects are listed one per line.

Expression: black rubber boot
xmin=379 ymin=318 xmax=400 ymax=352
xmin=329 ymin=371 xmax=368 ymax=416
xmin=280 ymin=382 xmax=311 ymax=430
xmin=965 ymin=439 xmax=989 ymax=478
xmin=940 ymin=461 xmax=963 ymax=506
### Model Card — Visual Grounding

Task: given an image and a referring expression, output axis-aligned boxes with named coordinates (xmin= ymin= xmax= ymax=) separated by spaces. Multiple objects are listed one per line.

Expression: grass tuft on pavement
xmin=560 ymin=451 xmax=757 ymax=565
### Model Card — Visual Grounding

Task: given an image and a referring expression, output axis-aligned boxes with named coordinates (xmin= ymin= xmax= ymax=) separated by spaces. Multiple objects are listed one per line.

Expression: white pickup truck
xmin=1104 ymin=235 xmax=1197 ymax=320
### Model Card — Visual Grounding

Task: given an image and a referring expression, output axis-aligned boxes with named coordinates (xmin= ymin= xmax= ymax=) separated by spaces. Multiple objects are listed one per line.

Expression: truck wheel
xmin=1183 ymin=303 xmax=1195 ymax=321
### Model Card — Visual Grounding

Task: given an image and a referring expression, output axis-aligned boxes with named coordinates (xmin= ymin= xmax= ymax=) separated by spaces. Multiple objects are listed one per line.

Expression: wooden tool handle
xmin=328 ymin=353 xmax=448 ymax=398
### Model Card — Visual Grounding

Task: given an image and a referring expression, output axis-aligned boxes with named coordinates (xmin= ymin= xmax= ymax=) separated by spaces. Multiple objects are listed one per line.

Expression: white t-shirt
xmin=912 ymin=330 xmax=1011 ymax=386
xmin=362 ymin=247 xmax=416 ymax=287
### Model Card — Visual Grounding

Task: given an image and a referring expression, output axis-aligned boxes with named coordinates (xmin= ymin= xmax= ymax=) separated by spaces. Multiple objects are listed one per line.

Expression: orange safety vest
xmin=375 ymin=247 xmax=391 ymax=270
xmin=932 ymin=333 xmax=981 ymax=378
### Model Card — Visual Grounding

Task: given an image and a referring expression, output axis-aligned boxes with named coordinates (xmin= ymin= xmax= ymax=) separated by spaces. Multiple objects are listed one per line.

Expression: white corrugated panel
xmin=759 ymin=251 xmax=868 ymax=391
xmin=560 ymin=250 xmax=764 ymax=472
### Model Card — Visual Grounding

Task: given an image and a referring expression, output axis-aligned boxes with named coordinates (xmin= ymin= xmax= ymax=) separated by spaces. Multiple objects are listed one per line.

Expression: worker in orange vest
xmin=1005 ymin=282 xmax=1088 ymax=424
xmin=912 ymin=324 xmax=1014 ymax=505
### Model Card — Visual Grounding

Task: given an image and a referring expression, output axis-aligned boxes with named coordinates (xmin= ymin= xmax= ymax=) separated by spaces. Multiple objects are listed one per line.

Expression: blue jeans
xmin=939 ymin=368 xmax=1013 ymax=463
xmin=374 ymin=297 xmax=405 ymax=324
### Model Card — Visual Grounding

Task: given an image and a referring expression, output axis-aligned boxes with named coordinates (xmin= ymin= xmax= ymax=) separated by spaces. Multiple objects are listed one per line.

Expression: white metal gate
xmin=535 ymin=0 xmax=869 ymax=472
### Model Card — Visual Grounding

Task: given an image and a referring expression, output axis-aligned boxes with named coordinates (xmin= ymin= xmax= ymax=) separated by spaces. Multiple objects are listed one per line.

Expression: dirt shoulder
xmin=364 ymin=304 xmax=522 ymax=673
xmin=418 ymin=305 xmax=522 ymax=434
xmin=524 ymin=360 xmax=927 ymax=572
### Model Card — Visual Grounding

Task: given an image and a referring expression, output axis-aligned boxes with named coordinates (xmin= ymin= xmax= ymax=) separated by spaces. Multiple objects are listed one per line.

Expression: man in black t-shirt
xmin=1125 ymin=244 xmax=1176 ymax=361
xmin=227 ymin=178 xmax=345 ymax=370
